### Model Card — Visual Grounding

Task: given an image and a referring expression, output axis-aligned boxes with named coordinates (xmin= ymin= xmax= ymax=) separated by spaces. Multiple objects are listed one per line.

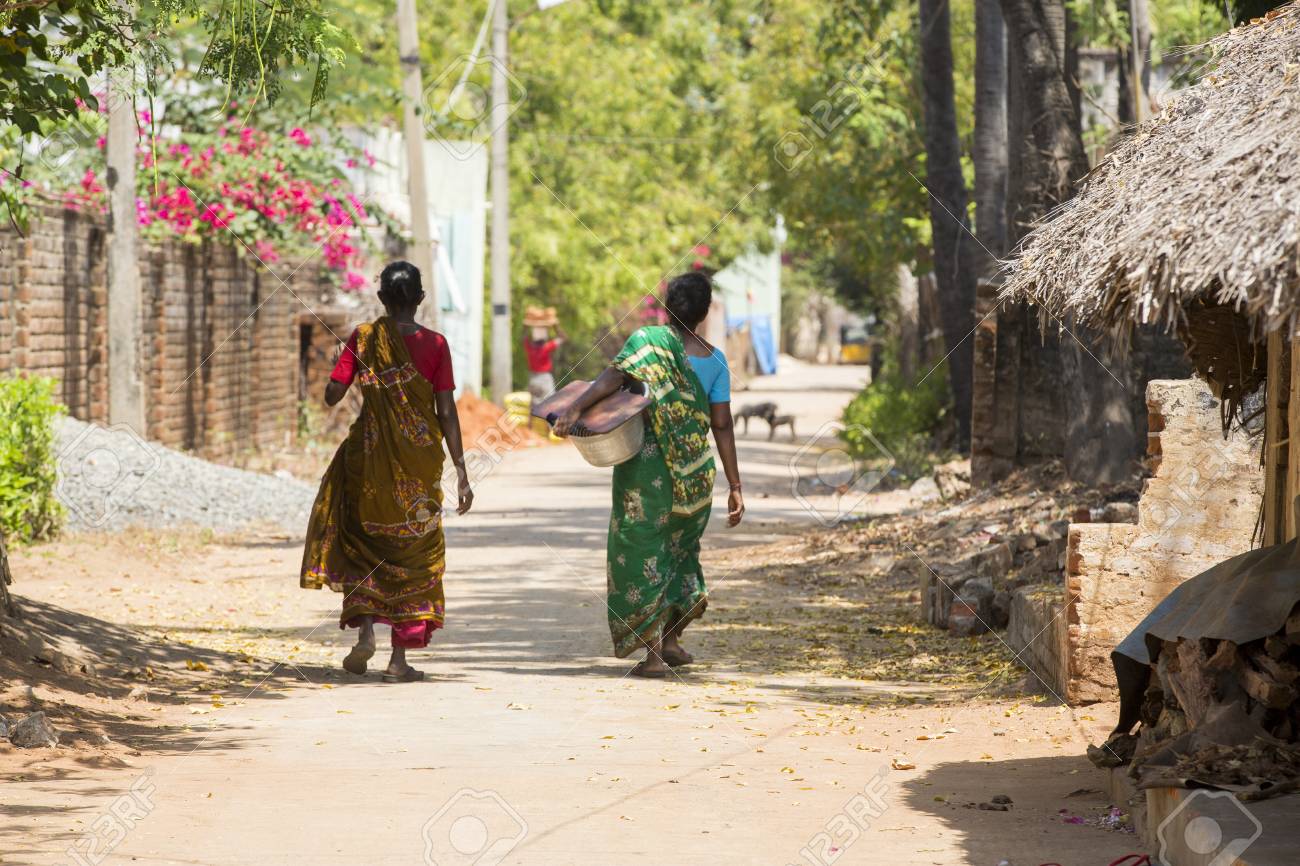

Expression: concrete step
xmin=1143 ymin=785 xmax=1298 ymax=865
xmin=1105 ymin=766 xmax=1148 ymax=840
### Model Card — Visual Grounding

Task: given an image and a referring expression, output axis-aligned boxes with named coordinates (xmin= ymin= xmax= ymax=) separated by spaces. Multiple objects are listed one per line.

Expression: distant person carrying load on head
xmin=552 ymin=271 xmax=744 ymax=678
xmin=523 ymin=306 xmax=565 ymax=403
xmin=299 ymin=261 xmax=473 ymax=683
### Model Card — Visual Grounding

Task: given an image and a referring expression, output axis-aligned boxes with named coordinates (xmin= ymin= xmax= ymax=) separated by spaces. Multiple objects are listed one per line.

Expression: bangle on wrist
xmin=728 ymin=482 xmax=742 ymax=491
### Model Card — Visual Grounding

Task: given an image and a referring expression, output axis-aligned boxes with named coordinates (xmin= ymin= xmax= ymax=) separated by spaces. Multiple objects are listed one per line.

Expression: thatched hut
xmin=1001 ymin=4 xmax=1300 ymax=544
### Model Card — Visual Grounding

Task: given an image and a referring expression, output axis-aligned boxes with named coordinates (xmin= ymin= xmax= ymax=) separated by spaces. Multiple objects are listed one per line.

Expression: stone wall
xmin=0 ymin=207 xmax=319 ymax=457
xmin=1011 ymin=378 xmax=1263 ymax=704
xmin=1007 ymin=585 xmax=1068 ymax=697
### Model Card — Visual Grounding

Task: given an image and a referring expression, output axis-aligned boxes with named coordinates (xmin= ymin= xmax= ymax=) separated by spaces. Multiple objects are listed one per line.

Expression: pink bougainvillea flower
xmin=254 ymin=239 xmax=280 ymax=263
xmin=289 ymin=127 xmax=312 ymax=148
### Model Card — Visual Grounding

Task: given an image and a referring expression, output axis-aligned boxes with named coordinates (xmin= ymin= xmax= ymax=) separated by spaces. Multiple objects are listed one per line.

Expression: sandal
xmin=342 ymin=643 xmax=375 ymax=675
xmin=630 ymin=659 xmax=667 ymax=679
xmin=381 ymin=666 xmax=425 ymax=683
xmin=660 ymin=647 xmax=695 ymax=667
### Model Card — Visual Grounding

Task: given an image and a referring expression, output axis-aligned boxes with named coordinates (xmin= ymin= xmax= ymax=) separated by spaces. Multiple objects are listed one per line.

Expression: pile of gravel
xmin=55 ymin=418 xmax=315 ymax=535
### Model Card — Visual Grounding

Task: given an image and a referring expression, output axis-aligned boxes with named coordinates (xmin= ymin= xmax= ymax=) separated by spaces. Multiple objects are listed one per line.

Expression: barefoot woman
xmin=554 ymin=271 xmax=744 ymax=677
xmin=300 ymin=262 xmax=473 ymax=682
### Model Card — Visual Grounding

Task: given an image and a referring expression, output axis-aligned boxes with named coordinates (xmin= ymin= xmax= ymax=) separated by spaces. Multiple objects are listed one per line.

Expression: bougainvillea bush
xmin=9 ymin=102 xmax=381 ymax=291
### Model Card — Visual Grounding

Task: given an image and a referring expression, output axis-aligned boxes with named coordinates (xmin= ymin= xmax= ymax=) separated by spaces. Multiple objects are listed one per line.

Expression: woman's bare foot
xmin=382 ymin=647 xmax=424 ymax=682
xmin=342 ymin=618 xmax=376 ymax=675
xmin=631 ymin=650 xmax=668 ymax=678
xmin=660 ymin=627 xmax=694 ymax=667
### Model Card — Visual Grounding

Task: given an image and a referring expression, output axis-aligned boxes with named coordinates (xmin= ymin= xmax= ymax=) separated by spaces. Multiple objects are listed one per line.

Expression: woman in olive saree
xmin=300 ymin=262 xmax=473 ymax=682
xmin=555 ymin=272 xmax=744 ymax=677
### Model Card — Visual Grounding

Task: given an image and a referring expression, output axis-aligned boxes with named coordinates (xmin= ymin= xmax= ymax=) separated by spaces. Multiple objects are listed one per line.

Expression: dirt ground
xmin=1 ymin=360 xmax=1148 ymax=866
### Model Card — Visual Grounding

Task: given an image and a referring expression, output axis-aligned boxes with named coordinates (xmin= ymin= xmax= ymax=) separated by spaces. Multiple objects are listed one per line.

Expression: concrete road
xmin=5 ymin=360 xmax=1141 ymax=866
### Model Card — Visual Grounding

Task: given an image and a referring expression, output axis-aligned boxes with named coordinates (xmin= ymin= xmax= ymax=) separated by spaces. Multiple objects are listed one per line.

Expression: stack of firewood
xmin=1127 ymin=602 xmax=1300 ymax=798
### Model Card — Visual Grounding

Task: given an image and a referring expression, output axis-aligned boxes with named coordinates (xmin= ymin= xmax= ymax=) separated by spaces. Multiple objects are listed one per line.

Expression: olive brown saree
xmin=300 ymin=317 xmax=447 ymax=648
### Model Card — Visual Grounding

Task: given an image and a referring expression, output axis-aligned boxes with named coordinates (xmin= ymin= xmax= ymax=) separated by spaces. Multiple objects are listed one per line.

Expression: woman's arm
xmin=710 ymin=402 xmax=745 ymax=527
xmin=552 ymin=366 xmax=632 ymax=435
xmin=324 ymin=379 xmax=349 ymax=407
xmin=434 ymin=390 xmax=474 ymax=515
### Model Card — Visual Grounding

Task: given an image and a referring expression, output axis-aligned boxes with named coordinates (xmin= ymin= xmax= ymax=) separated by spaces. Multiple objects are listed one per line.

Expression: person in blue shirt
xmin=554 ymin=271 xmax=744 ymax=677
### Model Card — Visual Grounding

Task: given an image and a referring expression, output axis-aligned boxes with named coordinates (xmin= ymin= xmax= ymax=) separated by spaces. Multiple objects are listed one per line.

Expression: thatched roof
xmin=1000 ymin=5 xmax=1300 ymax=340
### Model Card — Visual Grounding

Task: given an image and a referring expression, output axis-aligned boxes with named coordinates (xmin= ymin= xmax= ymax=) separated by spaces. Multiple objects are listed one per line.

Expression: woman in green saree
xmin=300 ymin=262 xmax=473 ymax=682
xmin=555 ymin=272 xmax=744 ymax=677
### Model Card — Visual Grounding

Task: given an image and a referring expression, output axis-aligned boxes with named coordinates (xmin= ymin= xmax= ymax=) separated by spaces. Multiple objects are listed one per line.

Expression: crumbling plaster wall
xmin=1064 ymin=379 xmax=1263 ymax=702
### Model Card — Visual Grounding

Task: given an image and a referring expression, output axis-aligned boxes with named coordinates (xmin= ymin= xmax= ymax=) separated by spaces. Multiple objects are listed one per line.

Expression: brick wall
xmin=1061 ymin=379 xmax=1263 ymax=703
xmin=0 ymin=206 xmax=320 ymax=457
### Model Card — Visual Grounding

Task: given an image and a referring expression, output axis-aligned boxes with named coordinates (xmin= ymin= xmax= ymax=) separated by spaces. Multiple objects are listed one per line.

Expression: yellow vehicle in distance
xmin=839 ymin=322 xmax=874 ymax=365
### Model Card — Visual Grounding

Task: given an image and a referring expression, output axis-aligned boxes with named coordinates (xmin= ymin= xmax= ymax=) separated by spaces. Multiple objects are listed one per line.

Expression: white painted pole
xmin=488 ymin=0 xmax=512 ymax=401
xmin=398 ymin=0 xmax=437 ymax=321
xmin=105 ymin=68 xmax=145 ymax=431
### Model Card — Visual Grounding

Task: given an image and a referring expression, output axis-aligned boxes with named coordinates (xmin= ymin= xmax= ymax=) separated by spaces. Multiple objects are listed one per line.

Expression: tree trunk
xmin=919 ymin=0 xmax=977 ymax=447
xmin=1001 ymin=0 xmax=1138 ymax=484
xmin=974 ymin=0 xmax=1009 ymax=265
xmin=999 ymin=0 xmax=1088 ymax=216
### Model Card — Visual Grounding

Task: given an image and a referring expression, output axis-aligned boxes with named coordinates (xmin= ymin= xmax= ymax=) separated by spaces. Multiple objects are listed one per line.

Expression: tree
xmin=1000 ymin=0 xmax=1137 ymax=484
xmin=918 ymin=0 xmax=977 ymax=446
xmin=973 ymin=0 xmax=1008 ymax=263
xmin=1 ymin=0 xmax=351 ymax=226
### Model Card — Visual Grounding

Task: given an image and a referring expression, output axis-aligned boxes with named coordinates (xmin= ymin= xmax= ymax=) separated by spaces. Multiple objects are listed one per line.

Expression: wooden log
xmin=1168 ymin=640 xmax=1220 ymax=727
xmin=1239 ymin=659 xmax=1297 ymax=710
xmin=1207 ymin=639 xmax=1241 ymax=671
xmin=1247 ymin=647 xmax=1300 ymax=686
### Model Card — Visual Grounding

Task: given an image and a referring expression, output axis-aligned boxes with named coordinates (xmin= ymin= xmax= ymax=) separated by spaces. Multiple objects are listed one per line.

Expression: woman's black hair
xmin=664 ymin=271 xmax=713 ymax=330
xmin=377 ymin=261 xmax=425 ymax=311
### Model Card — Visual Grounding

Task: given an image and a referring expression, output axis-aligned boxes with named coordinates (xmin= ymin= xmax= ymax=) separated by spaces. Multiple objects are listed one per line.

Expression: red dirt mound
xmin=455 ymin=390 xmax=544 ymax=450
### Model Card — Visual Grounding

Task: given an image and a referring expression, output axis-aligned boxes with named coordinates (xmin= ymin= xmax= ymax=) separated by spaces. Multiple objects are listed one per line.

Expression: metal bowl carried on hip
xmin=533 ymin=381 xmax=650 ymax=468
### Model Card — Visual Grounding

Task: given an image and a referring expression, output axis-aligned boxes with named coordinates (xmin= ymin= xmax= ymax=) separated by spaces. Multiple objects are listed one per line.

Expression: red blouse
xmin=523 ymin=338 xmax=560 ymax=373
xmin=330 ymin=327 xmax=455 ymax=392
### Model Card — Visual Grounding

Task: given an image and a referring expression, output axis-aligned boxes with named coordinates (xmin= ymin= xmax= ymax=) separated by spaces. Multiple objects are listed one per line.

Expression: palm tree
xmin=1000 ymin=0 xmax=1137 ymax=484
xmin=974 ymin=0 xmax=1008 ymax=264
xmin=918 ymin=0 xmax=977 ymax=447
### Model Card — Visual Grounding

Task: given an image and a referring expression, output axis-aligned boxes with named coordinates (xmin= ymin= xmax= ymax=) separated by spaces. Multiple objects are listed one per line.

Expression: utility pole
xmin=397 ymin=0 xmax=437 ymax=321
xmin=105 ymin=67 xmax=145 ymax=432
xmin=488 ymin=0 xmax=512 ymax=401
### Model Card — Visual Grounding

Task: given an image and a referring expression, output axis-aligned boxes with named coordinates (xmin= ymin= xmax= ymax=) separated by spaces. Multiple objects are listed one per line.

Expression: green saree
xmin=300 ymin=317 xmax=447 ymax=648
xmin=606 ymin=325 xmax=717 ymax=658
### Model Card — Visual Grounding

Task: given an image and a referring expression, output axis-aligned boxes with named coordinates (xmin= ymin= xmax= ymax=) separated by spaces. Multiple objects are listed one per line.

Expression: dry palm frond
xmin=1001 ymin=5 xmax=1300 ymax=348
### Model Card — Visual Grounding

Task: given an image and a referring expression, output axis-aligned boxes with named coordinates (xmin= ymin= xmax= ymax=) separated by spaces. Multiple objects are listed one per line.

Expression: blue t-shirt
xmin=687 ymin=347 xmax=731 ymax=404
